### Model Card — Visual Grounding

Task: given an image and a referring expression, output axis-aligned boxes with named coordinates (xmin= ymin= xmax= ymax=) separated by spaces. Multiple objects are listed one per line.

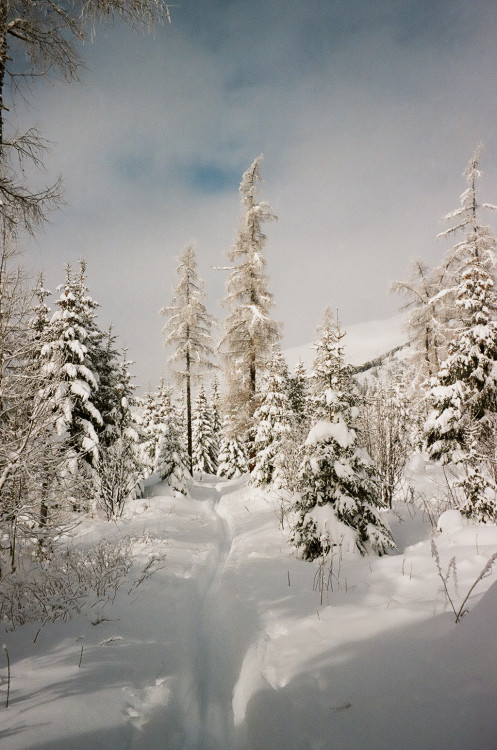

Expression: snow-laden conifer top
xmin=305 ymin=418 xmax=356 ymax=449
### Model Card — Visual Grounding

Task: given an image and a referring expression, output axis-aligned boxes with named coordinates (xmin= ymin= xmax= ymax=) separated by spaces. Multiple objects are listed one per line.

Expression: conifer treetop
xmin=438 ymin=144 xmax=497 ymax=246
xmin=161 ymin=243 xmax=217 ymax=380
xmin=220 ymin=155 xmax=281 ymax=434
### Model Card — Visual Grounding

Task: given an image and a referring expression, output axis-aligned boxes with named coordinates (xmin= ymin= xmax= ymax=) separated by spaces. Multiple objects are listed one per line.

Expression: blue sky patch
xmin=189 ymin=163 xmax=240 ymax=193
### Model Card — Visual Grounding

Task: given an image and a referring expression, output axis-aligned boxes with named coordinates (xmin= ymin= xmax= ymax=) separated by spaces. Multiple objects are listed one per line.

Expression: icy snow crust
xmin=2 ymin=474 xmax=497 ymax=749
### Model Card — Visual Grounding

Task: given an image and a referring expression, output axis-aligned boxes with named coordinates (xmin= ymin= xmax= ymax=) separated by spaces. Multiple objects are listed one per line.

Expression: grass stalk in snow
xmin=432 ymin=538 xmax=497 ymax=622
xmin=431 ymin=539 xmax=458 ymax=617
xmin=455 ymin=551 xmax=497 ymax=622
xmin=2 ymin=644 xmax=10 ymax=708
xmin=314 ymin=545 xmax=343 ymax=605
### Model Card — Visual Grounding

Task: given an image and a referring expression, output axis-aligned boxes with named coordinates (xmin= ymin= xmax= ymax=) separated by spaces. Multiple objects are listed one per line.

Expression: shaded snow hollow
xmin=2 ymin=473 xmax=497 ymax=749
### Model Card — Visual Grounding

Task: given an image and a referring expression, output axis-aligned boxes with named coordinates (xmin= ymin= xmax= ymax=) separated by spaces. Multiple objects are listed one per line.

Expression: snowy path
xmin=168 ymin=478 xmax=260 ymax=750
xmin=3 ymin=476 xmax=497 ymax=750
xmin=181 ymin=482 xmax=239 ymax=749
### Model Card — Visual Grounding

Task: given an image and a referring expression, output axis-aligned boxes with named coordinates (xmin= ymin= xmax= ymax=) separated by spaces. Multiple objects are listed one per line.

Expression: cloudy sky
xmin=13 ymin=0 xmax=497 ymax=388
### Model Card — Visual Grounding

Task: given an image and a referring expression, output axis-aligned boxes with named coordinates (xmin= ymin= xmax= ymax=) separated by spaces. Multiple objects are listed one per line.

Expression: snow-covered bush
xmin=0 ymin=539 xmax=133 ymax=630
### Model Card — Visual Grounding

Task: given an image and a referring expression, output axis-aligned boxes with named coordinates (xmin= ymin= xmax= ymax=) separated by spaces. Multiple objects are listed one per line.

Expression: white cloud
xmin=12 ymin=1 xmax=497 ymax=388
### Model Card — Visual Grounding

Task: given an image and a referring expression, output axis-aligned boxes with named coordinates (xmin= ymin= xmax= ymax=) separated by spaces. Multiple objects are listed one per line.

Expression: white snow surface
xmin=2 ymin=471 xmax=497 ymax=749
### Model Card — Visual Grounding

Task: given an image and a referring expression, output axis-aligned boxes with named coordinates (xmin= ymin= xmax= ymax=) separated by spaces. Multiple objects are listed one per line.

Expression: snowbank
xmin=2 ymin=477 xmax=497 ymax=750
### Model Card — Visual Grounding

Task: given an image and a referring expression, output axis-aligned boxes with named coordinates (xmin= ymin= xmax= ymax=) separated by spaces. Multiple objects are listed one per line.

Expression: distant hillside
xmin=284 ymin=314 xmax=407 ymax=370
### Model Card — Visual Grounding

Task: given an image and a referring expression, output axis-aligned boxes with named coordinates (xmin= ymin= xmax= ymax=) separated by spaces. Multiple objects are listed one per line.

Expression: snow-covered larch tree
xmin=424 ymin=146 xmax=497 ymax=522
xmin=251 ymin=348 xmax=292 ymax=487
xmin=392 ymin=259 xmax=451 ymax=388
xmin=291 ymin=310 xmax=395 ymax=560
xmin=358 ymin=362 xmax=412 ymax=508
xmin=220 ymin=155 xmax=281 ymax=444
xmin=0 ymin=1 xmax=168 ymax=235
xmin=161 ymin=244 xmax=216 ymax=473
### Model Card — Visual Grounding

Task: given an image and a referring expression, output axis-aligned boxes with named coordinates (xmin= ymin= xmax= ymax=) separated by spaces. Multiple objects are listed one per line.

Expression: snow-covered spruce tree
xmin=155 ymin=392 xmax=191 ymax=496
xmin=27 ymin=275 xmax=67 ymax=540
xmin=139 ymin=381 xmax=191 ymax=495
xmin=424 ymin=147 xmax=497 ymax=522
xmin=39 ymin=262 xmax=103 ymax=507
xmin=275 ymin=359 xmax=312 ymax=495
xmin=136 ymin=390 xmax=160 ymax=478
xmin=309 ymin=308 xmax=351 ymax=422
xmin=96 ymin=348 xmax=141 ymax=519
xmin=30 ymin=272 xmax=51 ymax=344
xmin=161 ymin=244 xmax=217 ymax=473
xmin=210 ymin=376 xmax=222 ymax=453
xmin=251 ymin=348 xmax=292 ymax=487
xmin=192 ymin=385 xmax=218 ymax=476
xmin=0 ymin=263 xmax=69 ymax=572
xmin=217 ymin=414 xmax=248 ymax=479
xmin=220 ymin=155 xmax=281 ymax=448
xmin=290 ymin=310 xmax=395 ymax=560
xmin=46 ymin=261 xmax=141 ymax=514
xmin=287 ymin=359 xmax=311 ymax=430
xmin=91 ymin=326 xmax=127 ymax=449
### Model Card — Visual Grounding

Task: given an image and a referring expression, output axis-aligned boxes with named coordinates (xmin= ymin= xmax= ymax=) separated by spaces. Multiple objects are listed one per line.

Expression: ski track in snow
xmin=178 ymin=479 xmax=259 ymax=750
xmin=4 ymin=472 xmax=497 ymax=750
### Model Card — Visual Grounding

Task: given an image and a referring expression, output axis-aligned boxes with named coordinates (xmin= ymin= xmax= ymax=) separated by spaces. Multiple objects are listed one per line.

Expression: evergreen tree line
xmin=3 ymin=144 xmax=497 ymax=583
xmin=0 ymin=252 xmax=144 ymax=576
xmin=155 ymin=146 xmax=497 ymax=562
xmin=0 ymin=1 xmax=496 ymax=623
xmin=0 ymin=0 xmax=173 ymax=619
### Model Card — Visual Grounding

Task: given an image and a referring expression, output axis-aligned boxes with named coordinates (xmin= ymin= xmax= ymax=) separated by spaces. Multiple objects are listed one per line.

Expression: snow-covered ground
xmin=2 ymin=466 xmax=497 ymax=750
xmin=285 ymin=314 xmax=407 ymax=370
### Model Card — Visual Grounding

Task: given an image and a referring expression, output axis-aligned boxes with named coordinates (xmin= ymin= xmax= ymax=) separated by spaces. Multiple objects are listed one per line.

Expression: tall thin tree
xmin=220 ymin=154 xmax=281 ymax=441
xmin=161 ymin=244 xmax=216 ymax=472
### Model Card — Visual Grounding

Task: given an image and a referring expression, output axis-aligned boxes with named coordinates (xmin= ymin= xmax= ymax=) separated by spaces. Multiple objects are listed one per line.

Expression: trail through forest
xmin=179 ymin=479 xmax=259 ymax=750
xmin=2 ymin=473 xmax=497 ymax=750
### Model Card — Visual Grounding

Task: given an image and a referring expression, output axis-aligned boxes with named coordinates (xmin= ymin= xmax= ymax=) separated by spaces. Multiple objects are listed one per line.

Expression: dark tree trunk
xmin=186 ymin=348 xmax=192 ymax=474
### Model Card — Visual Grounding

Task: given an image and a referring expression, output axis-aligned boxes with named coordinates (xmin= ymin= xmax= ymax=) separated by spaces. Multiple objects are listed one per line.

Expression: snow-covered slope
xmin=2 ymin=470 xmax=497 ymax=750
xmin=285 ymin=314 xmax=407 ymax=369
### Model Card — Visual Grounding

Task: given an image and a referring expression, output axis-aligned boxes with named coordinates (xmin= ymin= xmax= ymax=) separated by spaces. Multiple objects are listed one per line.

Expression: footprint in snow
xmin=124 ymin=678 xmax=171 ymax=730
